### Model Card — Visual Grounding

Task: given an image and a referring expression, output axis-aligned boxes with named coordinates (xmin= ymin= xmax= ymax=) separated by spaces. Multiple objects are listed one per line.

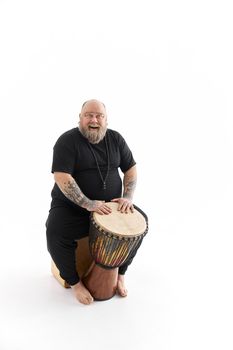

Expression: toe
xmin=117 ymin=287 xmax=128 ymax=297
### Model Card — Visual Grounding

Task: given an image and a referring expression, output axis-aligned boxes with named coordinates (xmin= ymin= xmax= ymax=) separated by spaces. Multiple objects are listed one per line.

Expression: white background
xmin=0 ymin=0 xmax=233 ymax=349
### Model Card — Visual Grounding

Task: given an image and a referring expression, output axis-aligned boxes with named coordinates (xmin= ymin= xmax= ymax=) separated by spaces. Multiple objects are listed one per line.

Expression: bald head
xmin=81 ymin=99 xmax=106 ymax=114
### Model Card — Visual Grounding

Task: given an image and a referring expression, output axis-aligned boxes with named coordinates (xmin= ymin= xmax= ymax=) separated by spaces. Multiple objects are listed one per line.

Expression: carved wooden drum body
xmin=83 ymin=202 xmax=148 ymax=301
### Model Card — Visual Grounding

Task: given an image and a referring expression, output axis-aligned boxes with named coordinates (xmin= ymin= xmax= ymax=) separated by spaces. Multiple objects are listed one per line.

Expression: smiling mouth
xmin=88 ymin=125 xmax=100 ymax=130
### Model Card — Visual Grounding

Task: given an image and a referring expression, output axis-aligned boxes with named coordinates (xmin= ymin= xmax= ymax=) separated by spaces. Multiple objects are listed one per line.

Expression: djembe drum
xmin=82 ymin=202 xmax=148 ymax=301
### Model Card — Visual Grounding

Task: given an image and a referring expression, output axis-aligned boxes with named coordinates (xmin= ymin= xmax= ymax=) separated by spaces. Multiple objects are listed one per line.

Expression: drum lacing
xmin=90 ymin=215 xmax=148 ymax=241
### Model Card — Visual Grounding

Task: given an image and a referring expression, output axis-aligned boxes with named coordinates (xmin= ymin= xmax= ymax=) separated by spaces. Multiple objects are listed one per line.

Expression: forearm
xmin=54 ymin=172 xmax=93 ymax=209
xmin=123 ymin=165 xmax=137 ymax=200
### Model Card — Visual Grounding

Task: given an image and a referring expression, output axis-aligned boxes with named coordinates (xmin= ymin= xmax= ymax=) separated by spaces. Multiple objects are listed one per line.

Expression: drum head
xmin=93 ymin=202 xmax=147 ymax=237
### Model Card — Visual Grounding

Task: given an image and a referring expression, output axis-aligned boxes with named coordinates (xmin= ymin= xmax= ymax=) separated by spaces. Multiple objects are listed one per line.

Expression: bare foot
xmin=71 ymin=281 xmax=94 ymax=305
xmin=117 ymin=274 xmax=128 ymax=297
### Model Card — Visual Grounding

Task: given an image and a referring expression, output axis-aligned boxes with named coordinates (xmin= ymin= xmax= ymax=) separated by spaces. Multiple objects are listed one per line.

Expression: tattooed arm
xmin=123 ymin=165 xmax=137 ymax=200
xmin=111 ymin=165 xmax=137 ymax=212
xmin=54 ymin=172 xmax=112 ymax=215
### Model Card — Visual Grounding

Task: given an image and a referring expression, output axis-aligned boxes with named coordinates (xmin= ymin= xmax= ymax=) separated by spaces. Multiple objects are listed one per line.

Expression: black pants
xmin=46 ymin=206 xmax=139 ymax=286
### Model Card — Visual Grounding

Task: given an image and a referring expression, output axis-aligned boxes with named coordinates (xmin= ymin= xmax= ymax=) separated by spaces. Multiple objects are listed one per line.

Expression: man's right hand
xmin=86 ymin=200 xmax=112 ymax=215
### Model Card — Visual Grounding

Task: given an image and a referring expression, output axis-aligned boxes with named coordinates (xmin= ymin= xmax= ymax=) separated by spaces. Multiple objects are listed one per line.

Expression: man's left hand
xmin=111 ymin=198 xmax=134 ymax=213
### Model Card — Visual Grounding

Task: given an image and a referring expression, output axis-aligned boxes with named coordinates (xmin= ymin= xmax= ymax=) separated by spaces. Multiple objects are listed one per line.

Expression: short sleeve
xmin=51 ymin=133 xmax=76 ymax=175
xmin=117 ymin=132 xmax=136 ymax=173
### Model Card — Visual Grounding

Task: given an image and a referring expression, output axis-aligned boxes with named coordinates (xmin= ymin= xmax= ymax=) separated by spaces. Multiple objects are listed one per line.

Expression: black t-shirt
xmin=50 ymin=128 xmax=136 ymax=213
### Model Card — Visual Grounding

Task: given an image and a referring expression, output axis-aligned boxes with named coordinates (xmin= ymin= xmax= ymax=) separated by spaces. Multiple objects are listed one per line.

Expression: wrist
xmin=123 ymin=194 xmax=133 ymax=201
xmin=80 ymin=197 xmax=92 ymax=210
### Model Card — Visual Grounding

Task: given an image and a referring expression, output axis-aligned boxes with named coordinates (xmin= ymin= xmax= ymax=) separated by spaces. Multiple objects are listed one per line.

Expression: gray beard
xmin=79 ymin=124 xmax=107 ymax=144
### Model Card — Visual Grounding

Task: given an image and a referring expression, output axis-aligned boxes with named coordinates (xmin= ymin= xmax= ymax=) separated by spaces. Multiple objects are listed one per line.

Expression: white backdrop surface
xmin=0 ymin=1 xmax=232 ymax=349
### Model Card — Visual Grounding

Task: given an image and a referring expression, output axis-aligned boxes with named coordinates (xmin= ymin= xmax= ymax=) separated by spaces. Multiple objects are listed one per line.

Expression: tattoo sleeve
xmin=57 ymin=177 xmax=93 ymax=209
xmin=123 ymin=168 xmax=137 ymax=200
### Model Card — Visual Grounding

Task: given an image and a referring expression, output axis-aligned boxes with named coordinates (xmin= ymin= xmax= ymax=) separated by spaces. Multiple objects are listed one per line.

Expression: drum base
xmin=82 ymin=263 xmax=118 ymax=301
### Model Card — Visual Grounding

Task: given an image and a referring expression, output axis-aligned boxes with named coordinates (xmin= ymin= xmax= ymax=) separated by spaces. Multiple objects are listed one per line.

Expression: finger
xmin=120 ymin=202 xmax=129 ymax=213
xmin=103 ymin=205 xmax=112 ymax=213
xmin=100 ymin=207 xmax=111 ymax=215
xmin=96 ymin=210 xmax=103 ymax=215
xmin=117 ymin=201 xmax=124 ymax=211
xmin=111 ymin=198 xmax=120 ymax=202
xmin=123 ymin=202 xmax=133 ymax=213
xmin=95 ymin=206 xmax=104 ymax=214
xmin=130 ymin=204 xmax=134 ymax=213
xmin=127 ymin=202 xmax=134 ymax=213
xmin=123 ymin=203 xmax=130 ymax=214
xmin=97 ymin=204 xmax=112 ymax=214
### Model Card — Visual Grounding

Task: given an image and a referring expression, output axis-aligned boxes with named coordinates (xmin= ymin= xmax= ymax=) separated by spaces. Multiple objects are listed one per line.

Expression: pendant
xmin=103 ymin=182 xmax=106 ymax=190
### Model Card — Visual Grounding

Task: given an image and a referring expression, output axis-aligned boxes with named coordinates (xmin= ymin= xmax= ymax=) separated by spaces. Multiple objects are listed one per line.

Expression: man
xmin=46 ymin=99 xmax=137 ymax=305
